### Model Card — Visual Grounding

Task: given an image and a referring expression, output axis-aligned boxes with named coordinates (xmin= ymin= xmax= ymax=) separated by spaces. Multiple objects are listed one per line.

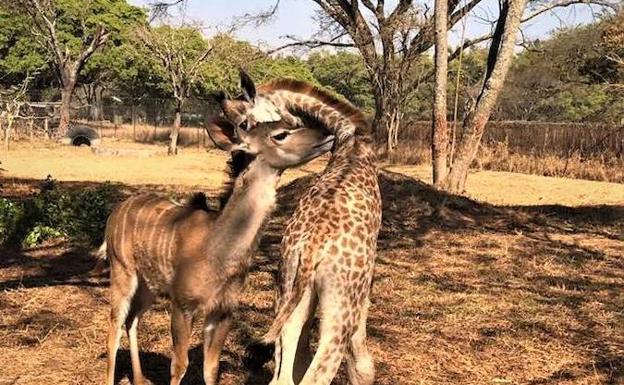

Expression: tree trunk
xmin=96 ymin=87 xmax=104 ymax=121
xmin=444 ymin=0 xmax=527 ymax=193
xmin=4 ymin=125 xmax=9 ymax=151
xmin=372 ymin=86 xmax=403 ymax=157
xmin=432 ymin=0 xmax=449 ymax=186
xmin=59 ymin=82 xmax=75 ymax=137
xmin=169 ymin=100 xmax=182 ymax=155
xmin=4 ymin=119 xmax=10 ymax=151
xmin=87 ymin=85 xmax=104 ymax=121
xmin=372 ymin=90 xmax=389 ymax=154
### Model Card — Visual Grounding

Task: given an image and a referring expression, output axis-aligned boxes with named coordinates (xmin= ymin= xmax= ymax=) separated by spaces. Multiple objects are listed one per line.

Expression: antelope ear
xmin=239 ymin=69 xmax=256 ymax=103
xmin=215 ymin=91 xmax=228 ymax=104
xmin=206 ymin=117 xmax=240 ymax=151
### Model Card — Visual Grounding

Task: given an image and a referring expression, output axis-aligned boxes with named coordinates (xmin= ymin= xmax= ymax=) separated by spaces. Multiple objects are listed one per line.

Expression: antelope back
xmin=105 ymin=194 xmax=215 ymax=292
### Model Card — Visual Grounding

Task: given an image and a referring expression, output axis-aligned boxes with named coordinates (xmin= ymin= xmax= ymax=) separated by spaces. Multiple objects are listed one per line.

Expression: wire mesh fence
xmin=4 ymin=96 xmax=623 ymax=160
xmin=399 ymin=121 xmax=624 ymax=159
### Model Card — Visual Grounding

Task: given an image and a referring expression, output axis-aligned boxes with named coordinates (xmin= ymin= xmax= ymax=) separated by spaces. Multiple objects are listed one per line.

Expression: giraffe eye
xmin=239 ymin=120 xmax=248 ymax=130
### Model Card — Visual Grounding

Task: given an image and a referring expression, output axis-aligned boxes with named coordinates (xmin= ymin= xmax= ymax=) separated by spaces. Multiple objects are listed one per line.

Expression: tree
xmin=194 ymin=34 xmax=319 ymax=100
xmin=443 ymin=0 xmax=528 ymax=192
xmin=275 ymin=0 xmax=507 ymax=153
xmin=495 ymin=14 xmax=624 ymax=123
xmin=603 ymin=11 xmax=624 ymax=68
xmin=6 ymin=0 xmax=144 ymax=136
xmin=137 ymin=25 xmax=213 ymax=155
xmin=279 ymin=0 xmax=619 ymax=191
xmin=0 ymin=76 xmax=32 ymax=150
xmin=432 ymin=0 xmax=449 ymax=186
xmin=78 ymin=16 xmax=154 ymax=121
xmin=0 ymin=8 xmax=47 ymax=86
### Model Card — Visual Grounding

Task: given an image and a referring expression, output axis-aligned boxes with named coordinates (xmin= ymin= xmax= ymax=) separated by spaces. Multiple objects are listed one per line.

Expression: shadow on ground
xmin=0 ymin=171 xmax=622 ymax=385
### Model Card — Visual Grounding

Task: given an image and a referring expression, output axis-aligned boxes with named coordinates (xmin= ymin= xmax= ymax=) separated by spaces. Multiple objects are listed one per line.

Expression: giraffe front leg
xmin=202 ymin=312 xmax=232 ymax=385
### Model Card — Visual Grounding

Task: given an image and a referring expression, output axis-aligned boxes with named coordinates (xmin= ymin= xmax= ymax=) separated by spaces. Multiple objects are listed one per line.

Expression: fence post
xmin=29 ymin=118 xmax=34 ymax=140
xmin=132 ymin=104 xmax=136 ymax=141
xmin=4 ymin=119 xmax=10 ymax=151
xmin=44 ymin=118 xmax=49 ymax=139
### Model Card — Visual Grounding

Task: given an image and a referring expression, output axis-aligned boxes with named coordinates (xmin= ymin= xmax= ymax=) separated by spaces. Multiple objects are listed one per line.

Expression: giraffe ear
xmin=206 ymin=117 xmax=241 ymax=152
xmin=239 ymin=69 xmax=256 ymax=103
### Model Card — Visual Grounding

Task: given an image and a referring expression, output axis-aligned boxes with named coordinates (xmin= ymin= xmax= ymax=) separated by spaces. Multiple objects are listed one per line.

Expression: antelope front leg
xmin=202 ymin=312 xmax=232 ymax=385
xmin=170 ymin=305 xmax=193 ymax=385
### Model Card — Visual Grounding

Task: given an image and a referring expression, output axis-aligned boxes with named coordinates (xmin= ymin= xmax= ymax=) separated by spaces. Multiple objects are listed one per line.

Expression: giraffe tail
xmin=262 ymin=256 xmax=314 ymax=344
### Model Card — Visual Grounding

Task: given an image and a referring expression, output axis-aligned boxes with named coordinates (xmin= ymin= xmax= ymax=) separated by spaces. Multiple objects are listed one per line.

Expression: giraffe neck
xmin=263 ymin=90 xmax=361 ymax=145
xmin=328 ymin=134 xmax=377 ymax=168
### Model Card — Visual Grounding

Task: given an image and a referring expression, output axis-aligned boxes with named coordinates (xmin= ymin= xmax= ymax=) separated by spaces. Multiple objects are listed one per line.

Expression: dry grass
xmin=0 ymin=140 xmax=623 ymax=385
xmin=388 ymin=140 xmax=624 ymax=184
xmin=2 ymin=140 xmax=622 ymax=206
xmin=0 ymin=139 xmax=328 ymax=196
xmin=475 ymin=142 xmax=624 ymax=184
xmin=389 ymin=121 xmax=624 ymax=183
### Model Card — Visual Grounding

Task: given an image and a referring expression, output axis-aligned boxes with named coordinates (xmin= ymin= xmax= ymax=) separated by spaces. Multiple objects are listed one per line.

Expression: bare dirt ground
xmin=1 ymin=140 xmax=623 ymax=385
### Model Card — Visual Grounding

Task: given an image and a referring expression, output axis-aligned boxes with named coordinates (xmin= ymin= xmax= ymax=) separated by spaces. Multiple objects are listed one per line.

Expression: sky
xmin=128 ymin=0 xmax=603 ymax=50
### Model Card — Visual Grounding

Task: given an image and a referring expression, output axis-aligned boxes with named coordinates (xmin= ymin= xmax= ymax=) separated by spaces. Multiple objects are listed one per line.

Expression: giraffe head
xmin=206 ymin=116 xmax=333 ymax=170
xmin=217 ymin=70 xmax=301 ymax=130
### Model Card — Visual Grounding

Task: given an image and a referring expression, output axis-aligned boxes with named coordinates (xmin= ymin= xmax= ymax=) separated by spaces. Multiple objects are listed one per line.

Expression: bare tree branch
xmin=149 ymin=0 xmax=185 ymax=22
xmin=267 ymin=33 xmax=355 ymax=54
xmin=522 ymin=0 xmax=620 ymax=23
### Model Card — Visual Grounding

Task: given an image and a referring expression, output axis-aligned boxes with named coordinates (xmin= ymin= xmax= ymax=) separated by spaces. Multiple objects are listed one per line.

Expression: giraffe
xmin=220 ymin=75 xmax=382 ymax=385
xmin=102 ymin=95 xmax=335 ymax=385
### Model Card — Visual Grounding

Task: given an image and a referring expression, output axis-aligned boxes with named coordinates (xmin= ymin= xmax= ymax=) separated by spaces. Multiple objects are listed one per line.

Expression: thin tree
xmin=432 ymin=0 xmax=449 ymax=186
xmin=0 ymin=76 xmax=32 ymax=151
xmin=137 ymin=25 xmax=212 ymax=155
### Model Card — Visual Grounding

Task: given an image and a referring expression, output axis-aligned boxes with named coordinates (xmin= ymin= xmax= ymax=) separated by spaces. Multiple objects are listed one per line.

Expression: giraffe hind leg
xmin=345 ymin=301 xmax=374 ymax=385
xmin=297 ymin=294 xmax=352 ymax=385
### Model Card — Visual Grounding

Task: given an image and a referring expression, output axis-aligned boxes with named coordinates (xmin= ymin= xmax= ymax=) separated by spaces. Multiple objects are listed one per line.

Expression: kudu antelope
xmin=104 ymin=76 xmax=335 ymax=385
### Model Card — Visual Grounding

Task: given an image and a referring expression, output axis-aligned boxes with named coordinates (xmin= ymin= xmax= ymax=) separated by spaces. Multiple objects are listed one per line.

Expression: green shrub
xmin=22 ymin=225 xmax=64 ymax=248
xmin=0 ymin=198 xmax=24 ymax=245
xmin=0 ymin=177 xmax=122 ymax=248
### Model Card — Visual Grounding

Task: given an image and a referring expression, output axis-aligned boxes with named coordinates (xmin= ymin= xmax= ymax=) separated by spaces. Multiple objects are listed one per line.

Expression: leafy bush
xmin=0 ymin=177 xmax=122 ymax=248
xmin=0 ymin=198 xmax=24 ymax=245
xmin=22 ymin=225 xmax=64 ymax=248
